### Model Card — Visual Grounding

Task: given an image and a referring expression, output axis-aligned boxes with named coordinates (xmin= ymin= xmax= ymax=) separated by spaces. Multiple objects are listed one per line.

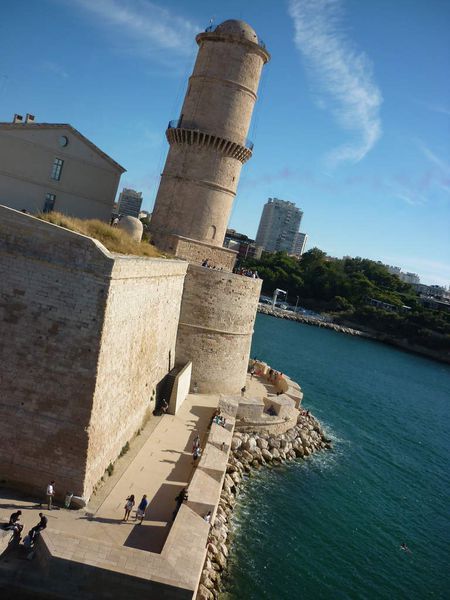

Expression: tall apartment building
xmin=117 ymin=188 xmax=143 ymax=218
xmin=292 ymin=231 xmax=308 ymax=257
xmin=255 ymin=197 xmax=303 ymax=253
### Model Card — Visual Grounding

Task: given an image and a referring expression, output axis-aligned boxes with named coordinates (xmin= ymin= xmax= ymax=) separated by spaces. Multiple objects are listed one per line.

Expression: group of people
xmin=3 ymin=510 xmax=48 ymax=549
xmin=233 ymin=267 xmax=259 ymax=279
xmin=211 ymin=408 xmax=227 ymax=429
xmin=268 ymin=368 xmax=283 ymax=383
xmin=201 ymin=259 xmax=224 ymax=271
xmin=123 ymin=494 xmax=149 ymax=523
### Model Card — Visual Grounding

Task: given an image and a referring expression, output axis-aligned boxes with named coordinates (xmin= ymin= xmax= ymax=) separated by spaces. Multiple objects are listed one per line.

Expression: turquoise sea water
xmin=222 ymin=314 xmax=450 ymax=600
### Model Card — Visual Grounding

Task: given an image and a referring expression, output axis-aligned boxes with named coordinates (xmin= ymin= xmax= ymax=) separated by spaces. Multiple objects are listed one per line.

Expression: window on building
xmin=50 ymin=158 xmax=64 ymax=181
xmin=43 ymin=193 xmax=56 ymax=213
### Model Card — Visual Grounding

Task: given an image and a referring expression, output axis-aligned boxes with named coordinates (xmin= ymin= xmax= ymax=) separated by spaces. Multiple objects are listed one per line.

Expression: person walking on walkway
xmin=192 ymin=446 xmax=201 ymax=465
xmin=192 ymin=435 xmax=200 ymax=453
xmin=135 ymin=495 xmax=148 ymax=524
xmin=46 ymin=481 xmax=55 ymax=510
xmin=172 ymin=488 xmax=188 ymax=521
xmin=123 ymin=495 xmax=135 ymax=521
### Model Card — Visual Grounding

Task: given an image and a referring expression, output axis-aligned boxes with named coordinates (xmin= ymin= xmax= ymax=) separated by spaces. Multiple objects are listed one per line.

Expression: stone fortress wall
xmin=0 ymin=206 xmax=187 ymax=500
xmin=84 ymin=255 xmax=187 ymax=497
xmin=167 ymin=234 xmax=237 ymax=271
xmin=176 ymin=265 xmax=262 ymax=394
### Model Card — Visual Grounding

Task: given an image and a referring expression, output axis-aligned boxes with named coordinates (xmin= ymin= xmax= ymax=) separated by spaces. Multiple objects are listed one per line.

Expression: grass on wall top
xmin=37 ymin=212 xmax=163 ymax=258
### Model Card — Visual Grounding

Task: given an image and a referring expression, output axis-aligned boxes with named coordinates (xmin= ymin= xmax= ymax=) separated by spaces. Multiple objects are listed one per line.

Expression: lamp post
xmin=295 ymin=296 xmax=299 ymax=312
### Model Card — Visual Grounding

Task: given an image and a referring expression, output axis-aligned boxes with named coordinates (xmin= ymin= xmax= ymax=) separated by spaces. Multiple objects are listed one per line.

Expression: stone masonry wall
xmin=84 ymin=257 xmax=187 ymax=497
xmin=176 ymin=265 xmax=261 ymax=394
xmin=170 ymin=235 xmax=237 ymax=271
xmin=0 ymin=206 xmax=188 ymax=500
xmin=0 ymin=206 xmax=111 ymax=497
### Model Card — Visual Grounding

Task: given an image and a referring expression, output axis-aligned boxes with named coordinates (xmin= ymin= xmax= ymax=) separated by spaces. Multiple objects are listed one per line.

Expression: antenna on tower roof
xmin=205 ymin=18 xmax=214 ymax=32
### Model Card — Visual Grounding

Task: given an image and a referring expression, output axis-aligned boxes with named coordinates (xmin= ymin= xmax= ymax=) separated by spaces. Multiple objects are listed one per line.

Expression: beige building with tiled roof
xmin=0 ymin=116 xmax=125 ymax=221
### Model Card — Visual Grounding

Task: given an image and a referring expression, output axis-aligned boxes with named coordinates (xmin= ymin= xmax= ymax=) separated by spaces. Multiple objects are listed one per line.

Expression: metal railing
xmin=167 ymin=118 xmax=254 ymax=151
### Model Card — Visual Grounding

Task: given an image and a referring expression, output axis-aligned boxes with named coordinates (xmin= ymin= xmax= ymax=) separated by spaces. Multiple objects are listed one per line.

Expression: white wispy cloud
xmin=422 ymin=102 xmax=450 ymax=117
xmin=417 ymin=141 xmax=449 ymax=173
xmin=71 ymin=0 xmax=198 ymax=58
xmin=392 ymin=191 xmax=424 ymax=206
xmin=288 ymin=0 xmax=382 ymax=166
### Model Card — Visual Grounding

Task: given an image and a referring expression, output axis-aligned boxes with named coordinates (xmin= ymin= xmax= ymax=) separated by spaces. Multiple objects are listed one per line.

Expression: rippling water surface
xmin=221 ymin=314 xmax=450 ymax=600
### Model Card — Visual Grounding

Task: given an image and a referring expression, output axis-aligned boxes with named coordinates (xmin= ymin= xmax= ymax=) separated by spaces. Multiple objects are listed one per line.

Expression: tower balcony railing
xmin=167 ymin=119 xmax=253 ymax=151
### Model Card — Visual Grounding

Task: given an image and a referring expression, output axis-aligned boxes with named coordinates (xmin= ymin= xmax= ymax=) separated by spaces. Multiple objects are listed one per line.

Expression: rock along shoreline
xmin=197 ymin=408 xmax=331 ymax=599
xmin=257 ymin=304 xmax=368 ymax=337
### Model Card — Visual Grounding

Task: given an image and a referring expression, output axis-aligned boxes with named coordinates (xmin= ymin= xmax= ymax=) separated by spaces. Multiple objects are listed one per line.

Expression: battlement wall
xmin=0 ymin=206 xmax=187 ymax=499
xmin=169 ymin=234 xmax=237 ymax=271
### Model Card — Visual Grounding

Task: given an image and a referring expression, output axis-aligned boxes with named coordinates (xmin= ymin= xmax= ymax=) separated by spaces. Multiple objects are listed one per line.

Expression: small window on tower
xmin=209 ymin=225 xmax=217 ymax=240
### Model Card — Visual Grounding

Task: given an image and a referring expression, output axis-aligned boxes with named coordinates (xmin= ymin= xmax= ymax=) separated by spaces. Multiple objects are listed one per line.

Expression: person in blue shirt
xmin=135 ymin=495 xmax=148 ymax=524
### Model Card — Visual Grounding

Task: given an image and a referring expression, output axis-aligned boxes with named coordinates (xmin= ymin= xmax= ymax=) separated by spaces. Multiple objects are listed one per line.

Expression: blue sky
xmin=1 ymin=0 xmax=449 ymax=285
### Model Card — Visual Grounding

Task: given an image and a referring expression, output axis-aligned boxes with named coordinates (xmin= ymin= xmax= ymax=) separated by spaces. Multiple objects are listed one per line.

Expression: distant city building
xmin=0 ymin=115 xmax=125 ymax=221
xmin=399 ymin=271 xmax=420 ymax=285
xmin=291 ymin=232 xmax=308 ymax=257
xmin=224 ymin=229 xmax=263 ymax=260
xmin=384 ymin=264 xmax=402 ymax=276
xmin=117 ymin=188 xmax=143 ymax=218
xmin=255 ymin=198 xmax=303 ymax=253
xmin=380 ymin=263 xmax=420 ymax=285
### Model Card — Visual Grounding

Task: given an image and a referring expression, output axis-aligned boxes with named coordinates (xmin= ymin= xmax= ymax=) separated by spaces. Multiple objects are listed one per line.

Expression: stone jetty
xmin=257 ymin=304 xmax=368 ymax=337
xmin=197 ymin=409 xmax=331 ymax=599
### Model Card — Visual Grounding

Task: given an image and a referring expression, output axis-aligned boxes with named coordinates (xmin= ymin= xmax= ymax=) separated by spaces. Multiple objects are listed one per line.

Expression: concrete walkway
xmin=0 ymin=392 xmax=219 ymax=556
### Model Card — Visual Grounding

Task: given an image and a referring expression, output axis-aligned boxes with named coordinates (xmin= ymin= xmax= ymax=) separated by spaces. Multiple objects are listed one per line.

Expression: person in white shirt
xmin=46 ymin=481 xmax=55 ymax=510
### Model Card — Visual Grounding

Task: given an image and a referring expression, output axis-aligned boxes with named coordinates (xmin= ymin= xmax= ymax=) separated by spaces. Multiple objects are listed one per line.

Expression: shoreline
xmin=257 ymin=305 xmax=450 ymax=366
xmin=197 ymin=389 xmax=331 ymax=599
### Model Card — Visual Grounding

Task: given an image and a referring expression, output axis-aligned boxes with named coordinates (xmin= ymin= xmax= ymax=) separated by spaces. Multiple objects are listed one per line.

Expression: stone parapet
xmin=168 ymin=234 xmax=237 ymax=271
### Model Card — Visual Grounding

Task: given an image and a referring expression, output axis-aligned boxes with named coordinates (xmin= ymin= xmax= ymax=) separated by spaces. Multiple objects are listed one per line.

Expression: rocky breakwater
xmin=196 ymin=410 xmax=331 ymax=600
xmin=258 ymin=304 xmax=368 ymax=337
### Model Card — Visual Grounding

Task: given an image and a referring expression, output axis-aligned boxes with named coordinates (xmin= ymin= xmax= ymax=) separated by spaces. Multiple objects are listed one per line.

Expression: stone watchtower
xmin=152 ymin=20 xmax=269 ymax=394
xmin=150 ymin=19 xmax=270 ymax=256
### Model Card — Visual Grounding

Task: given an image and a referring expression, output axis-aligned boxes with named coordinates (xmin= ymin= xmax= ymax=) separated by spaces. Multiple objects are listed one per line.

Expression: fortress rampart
xmin=0 ymin=206 xmax=187 ymax=499
xmin=176 ymin=265 xmax=262 ymax=394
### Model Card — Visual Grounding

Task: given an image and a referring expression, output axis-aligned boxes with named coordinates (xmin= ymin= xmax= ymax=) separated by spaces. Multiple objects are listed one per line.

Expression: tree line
xmin=240 ymin=248 xmax=450 ymax=352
